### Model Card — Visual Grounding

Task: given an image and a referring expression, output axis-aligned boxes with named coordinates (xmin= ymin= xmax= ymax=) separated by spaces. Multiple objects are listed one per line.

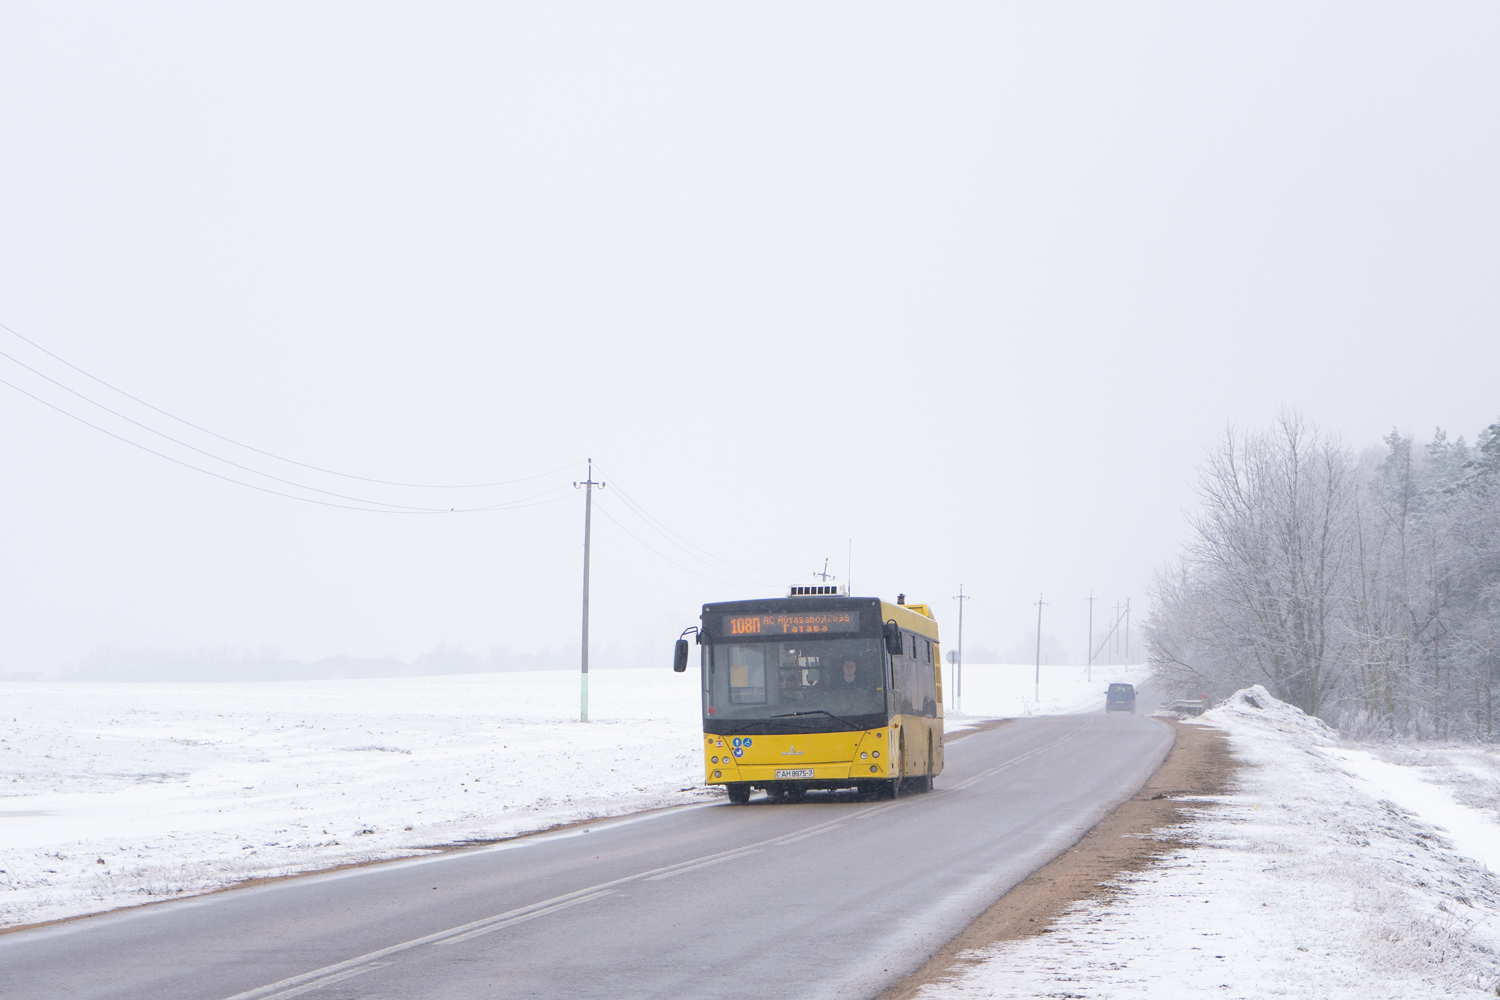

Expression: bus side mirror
xmin=673 ymin=639 xmax=690 ymax=673
xmin=883 ymin=621 xmax=903 ymax=656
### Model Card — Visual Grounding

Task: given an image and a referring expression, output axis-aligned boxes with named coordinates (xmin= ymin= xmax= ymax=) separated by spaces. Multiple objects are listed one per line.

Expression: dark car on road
xmin=1105 ymin=683 xmax=1136 ymax=714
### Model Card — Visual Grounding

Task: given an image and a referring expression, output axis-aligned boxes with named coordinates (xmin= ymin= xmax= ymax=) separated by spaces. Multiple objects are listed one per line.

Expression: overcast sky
xmin=2 ymin=3 xmax=1497 ymax=675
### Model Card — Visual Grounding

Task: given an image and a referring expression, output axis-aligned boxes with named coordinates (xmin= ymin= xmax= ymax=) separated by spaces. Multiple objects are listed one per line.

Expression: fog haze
xmin=1 ymin=4 xmax=1497 ymax=678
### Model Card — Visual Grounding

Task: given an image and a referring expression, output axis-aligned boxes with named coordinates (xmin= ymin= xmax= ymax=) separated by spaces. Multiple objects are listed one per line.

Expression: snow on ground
xmin=916 ymin=685 xmax=1500 ymax=999
xmin=0 ymin=669 xmax=707 ymax=929
xmin=940 ymin=662 xmax=1152 ymax=730
xmin=15 ymin=664 xmax=1499 ymax=996
xmin=0 ymin=662 xmax=1149 ymax=930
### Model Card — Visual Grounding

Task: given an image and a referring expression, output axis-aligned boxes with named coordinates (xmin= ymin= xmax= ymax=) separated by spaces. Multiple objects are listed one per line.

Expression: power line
xmin=590 ymin=497 xmax=769 ymax=591
xmin=0 ymin=346 xmax=516 ymax=511
xmin=0 ymin=372 xmax=575 ymax=514
xmin=592 ymin=464 xmax=808 ymax=577
xmin=960 ymin=598 xmax=1009 ymax=626
xmin=593 ymin=484 xmax=784 ymax=587
xmin=0 ymin=321 xmax=583 ymax=489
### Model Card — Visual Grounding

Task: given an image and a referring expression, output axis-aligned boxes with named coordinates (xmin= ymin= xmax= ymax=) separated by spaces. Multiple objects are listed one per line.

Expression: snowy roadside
xmin=914 ymin=686 xmax=1500 ymax=999
xmin=0 ymin=669 xmax=711 ymax=929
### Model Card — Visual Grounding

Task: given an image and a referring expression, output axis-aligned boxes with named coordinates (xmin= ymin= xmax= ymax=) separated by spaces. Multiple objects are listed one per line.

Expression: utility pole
xmin=1034 ymin=594 xmax=1047 ymax=703
xmin=1113 ymin=602 xmax=1121 ymax=664
xmin=952 ymin=586 xmax=970 ymax=714
xmin=1086 ymin=592 xmax=1095 ymax=682
xmin=1124 ymin=598 xmax=1131 ymax=663
xmin=574 ymin=459 xmax=605 ymax=723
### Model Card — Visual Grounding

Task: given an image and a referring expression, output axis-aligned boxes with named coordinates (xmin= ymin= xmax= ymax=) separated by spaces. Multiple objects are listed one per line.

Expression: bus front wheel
xmin=726 ymin=783 xmax=751 ymax=805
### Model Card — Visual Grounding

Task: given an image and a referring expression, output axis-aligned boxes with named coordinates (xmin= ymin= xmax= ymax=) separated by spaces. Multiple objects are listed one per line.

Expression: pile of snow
xmin=0 ymin=669 xmax=706 ymax=929
xmin=917 ymin=684 xmax=1500 ymax=999
xmin=941 ymin=662 xmax=1150 ymax=726
xmin=1210 ymin=682 xmax=1342 ymax=740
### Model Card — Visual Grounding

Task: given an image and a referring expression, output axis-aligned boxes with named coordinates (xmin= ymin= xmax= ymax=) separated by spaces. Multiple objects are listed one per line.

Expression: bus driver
xmin=834 ymin=659 xmax=863 ymax=689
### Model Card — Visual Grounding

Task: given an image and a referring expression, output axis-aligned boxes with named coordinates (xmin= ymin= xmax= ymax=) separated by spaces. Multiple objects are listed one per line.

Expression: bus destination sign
xmin=723 ymin=611 xmax=859 ymax=636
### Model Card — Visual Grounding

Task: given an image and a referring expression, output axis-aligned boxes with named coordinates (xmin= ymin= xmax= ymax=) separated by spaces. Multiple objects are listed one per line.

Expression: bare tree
xmin=1150 ymin=413 xmax=1358 ymax=716
xmin=1150 ymin=413 xmax=1500 ymax=740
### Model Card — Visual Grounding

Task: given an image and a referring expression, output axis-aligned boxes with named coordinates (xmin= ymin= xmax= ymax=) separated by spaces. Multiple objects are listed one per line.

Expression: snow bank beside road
xmin=0 ymin=669 xmax=708 ymax=929
xmin=917 ymin=685 xmax=1500 ymax=999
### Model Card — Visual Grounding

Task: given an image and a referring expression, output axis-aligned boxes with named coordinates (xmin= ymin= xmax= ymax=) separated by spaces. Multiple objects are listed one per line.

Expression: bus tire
xmin=726 ymin=783 xmax=751 ymax=805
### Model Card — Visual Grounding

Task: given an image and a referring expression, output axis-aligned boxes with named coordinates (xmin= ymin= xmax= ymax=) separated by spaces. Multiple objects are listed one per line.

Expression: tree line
xmin=1146 ymin=412 xmax=1500 ymax=739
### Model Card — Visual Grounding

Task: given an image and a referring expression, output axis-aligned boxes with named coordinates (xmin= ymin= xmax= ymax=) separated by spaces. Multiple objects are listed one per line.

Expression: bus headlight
xmin=714 ymin=770 xmax=722 ymax=778
xmin=870 ymin=765 xmax=879 ymax=772
xmin=860 ymin=752 xmax=868 ymax=759
xmin=711 ymin=756 xmax=718 ymax=763
xmin=872 ymin=750 xmax=880 ymax=758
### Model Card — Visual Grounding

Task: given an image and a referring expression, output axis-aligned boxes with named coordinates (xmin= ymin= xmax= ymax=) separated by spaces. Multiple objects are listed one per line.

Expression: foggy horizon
xmin=3 ymin=5 xmax=1497 ymax=681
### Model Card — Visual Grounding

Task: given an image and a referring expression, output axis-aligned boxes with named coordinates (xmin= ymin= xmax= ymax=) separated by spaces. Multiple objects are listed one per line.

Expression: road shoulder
xmin=877 ymin=719 xmax=1236 ymax=1000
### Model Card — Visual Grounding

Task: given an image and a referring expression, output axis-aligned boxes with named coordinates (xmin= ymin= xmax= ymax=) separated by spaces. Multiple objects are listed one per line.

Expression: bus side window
xmin=899 ymin=633 xmax=921 ymax=716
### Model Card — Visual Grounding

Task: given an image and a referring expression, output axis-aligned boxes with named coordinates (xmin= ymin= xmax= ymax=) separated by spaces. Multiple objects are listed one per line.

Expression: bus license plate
xmin=775 ymin=769 xmax=814 ymax=779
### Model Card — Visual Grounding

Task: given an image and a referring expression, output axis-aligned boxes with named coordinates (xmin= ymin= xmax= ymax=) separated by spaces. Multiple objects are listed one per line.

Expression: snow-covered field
xmin=0 ymin=669 xmax=707 ymax=928
xmin=940 ymin=662 xmax=1152 ymax=724
xmin=0 ymin=662 xmax=1149 ymax=929
xmin=916 ymin=687 xmax=1500 ymax=999
xmin=9 ymin=666 xmax=1500 ymax=998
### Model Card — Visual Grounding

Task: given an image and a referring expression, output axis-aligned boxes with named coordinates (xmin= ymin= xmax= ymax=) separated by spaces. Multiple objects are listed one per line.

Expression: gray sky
xmin=2 ymin=3 xmax=1497 ymax=674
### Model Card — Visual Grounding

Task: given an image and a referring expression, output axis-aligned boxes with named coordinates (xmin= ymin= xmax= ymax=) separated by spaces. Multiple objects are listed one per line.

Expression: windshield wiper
xmin=771 ymin=709 xmax=867 ymax=731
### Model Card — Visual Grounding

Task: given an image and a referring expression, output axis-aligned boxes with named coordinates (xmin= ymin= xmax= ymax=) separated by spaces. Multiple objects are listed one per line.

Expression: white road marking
xmin=255 ymin=963 xmax=390 ymax=1000
xmin=221 ymin=724 xmax=1079 ymax=999
xmin=949 ymin=719 xmax=1089 ymax=791
xmin=645 ymin=849 xmax=762 ymax=880
xmin=438 ymin=891 xmax=616 ymax=945
xmin=774 ymin=823 xmax=844 ymax=845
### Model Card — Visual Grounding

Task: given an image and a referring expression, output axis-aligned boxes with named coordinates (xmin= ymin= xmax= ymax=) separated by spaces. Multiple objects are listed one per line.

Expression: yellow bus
xmin=674 ymin=586 xmax=943 ymax=804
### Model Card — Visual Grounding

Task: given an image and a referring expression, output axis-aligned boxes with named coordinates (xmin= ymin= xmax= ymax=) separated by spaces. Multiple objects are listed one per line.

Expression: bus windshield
xmin=704 ymin=637 xmax=886 ymax=732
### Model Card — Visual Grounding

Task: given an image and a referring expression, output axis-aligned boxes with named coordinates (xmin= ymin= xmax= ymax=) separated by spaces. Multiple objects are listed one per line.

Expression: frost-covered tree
xmin=1147 ymin=413 xmax=1357 ymax=716
xmin=1149 ymin=412 xmax=1500 ymax=740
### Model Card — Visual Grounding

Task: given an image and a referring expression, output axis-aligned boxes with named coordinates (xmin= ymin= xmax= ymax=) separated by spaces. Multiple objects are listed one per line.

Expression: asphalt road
xmin=0 ymin=712 xmax=1173 ymax=1000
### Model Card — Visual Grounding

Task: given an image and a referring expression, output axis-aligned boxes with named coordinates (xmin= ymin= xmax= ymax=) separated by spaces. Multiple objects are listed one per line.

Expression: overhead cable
xmin=592 ymin=464 xmax=807 ymax=577
xmin=0 ymin=347 xmax=499 ymax=511
xmin=0 ymin=373 xmax=576 ymax=514
xmin=0 ymin=321 xmax=582 ymax=489
xmin=590 ymin=497 xmax=768 ymax=591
